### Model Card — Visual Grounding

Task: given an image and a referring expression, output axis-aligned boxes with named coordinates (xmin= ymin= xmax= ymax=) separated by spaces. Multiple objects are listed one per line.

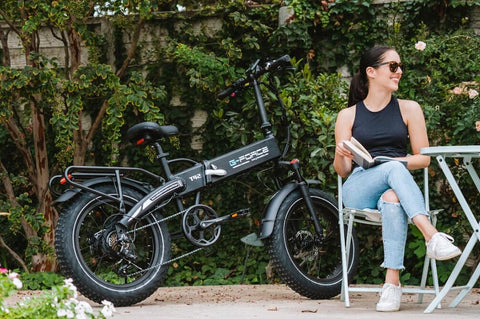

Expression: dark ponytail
xmin=348 ymin=72 xmax=367 ymax=107
xmin=347 ymin=45 xmax=395 ymax=107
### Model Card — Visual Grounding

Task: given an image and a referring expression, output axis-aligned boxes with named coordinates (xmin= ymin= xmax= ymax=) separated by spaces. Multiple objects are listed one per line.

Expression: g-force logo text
xmin=229 ymin=146 xmax=269 ymax=168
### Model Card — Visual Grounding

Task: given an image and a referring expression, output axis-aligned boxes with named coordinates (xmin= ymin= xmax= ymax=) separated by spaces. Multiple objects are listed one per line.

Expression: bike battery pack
xmin=176 ymin=136 xmax=281 ymax=194
xmin=208 ymin=135 xmax=281 ymax=181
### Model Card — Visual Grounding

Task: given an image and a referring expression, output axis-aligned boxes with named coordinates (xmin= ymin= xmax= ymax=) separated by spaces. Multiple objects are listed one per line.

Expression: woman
xmin=333 ymin=46 xmax=461 ymax=312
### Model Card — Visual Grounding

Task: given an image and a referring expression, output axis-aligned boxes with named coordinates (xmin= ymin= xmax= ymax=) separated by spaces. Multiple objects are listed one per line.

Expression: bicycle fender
xmin=53 ymin=177 xmax=152 ymax=204
xmin=259 ymin=180 xmax=321 ymax=239
xmin=259 ymin=183 xmax=298 ymax=239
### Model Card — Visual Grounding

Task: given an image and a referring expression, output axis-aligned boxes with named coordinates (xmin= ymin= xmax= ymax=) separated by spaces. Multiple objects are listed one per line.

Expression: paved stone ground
xmin=6 ymin=284 xmax=480 ymax=318
xmin=101 ymin=284 xmax=480 ymax=319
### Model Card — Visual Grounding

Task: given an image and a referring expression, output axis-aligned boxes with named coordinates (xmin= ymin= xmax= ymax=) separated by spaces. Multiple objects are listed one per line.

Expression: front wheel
xmin=55 ymin=184 xmax=171 ymax=306
xmin=266 ymin=188 xmax=359 ymax=299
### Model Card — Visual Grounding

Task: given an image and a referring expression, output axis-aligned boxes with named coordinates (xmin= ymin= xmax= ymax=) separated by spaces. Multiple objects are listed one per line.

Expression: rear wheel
xmin=55 ymin=185 xmax=171 ymax=306
xmin=267 ymin=188 xmax=359 ymax=299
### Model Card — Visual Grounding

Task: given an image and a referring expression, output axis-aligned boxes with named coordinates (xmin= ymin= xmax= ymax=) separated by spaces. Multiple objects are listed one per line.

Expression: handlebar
xmin=217 ymin=55 xmax=291 ymax=100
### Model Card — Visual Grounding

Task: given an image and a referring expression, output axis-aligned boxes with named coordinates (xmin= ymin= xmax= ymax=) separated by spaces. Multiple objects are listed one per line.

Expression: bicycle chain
xmin=127 ymin=247 xmax=204 ymax=277
xmin=125 ymin=206 xmax=185 ymax=234
xmin=124 ymin=207 xmax=203 ymax=277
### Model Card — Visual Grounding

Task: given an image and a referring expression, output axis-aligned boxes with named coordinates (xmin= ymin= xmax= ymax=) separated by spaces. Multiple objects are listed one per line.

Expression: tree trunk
xmin=30 ymin=97 xmax=58 ymax=272
xmin=31 ymin=191 xmax=58 ymax=272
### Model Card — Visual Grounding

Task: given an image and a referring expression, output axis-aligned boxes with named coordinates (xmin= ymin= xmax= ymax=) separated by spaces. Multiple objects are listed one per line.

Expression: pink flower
xmin=415 ymin=41 xmax=426 ymax=51
xmin=0 ymin=268 xmax=8 ymax=274
xmin=468 ymin=89 xmax=479 ymax=99
xmin=452 ymin=87 xmax=463 ymax=95
xmin=476 ymin=121 xmax=480 ymax=132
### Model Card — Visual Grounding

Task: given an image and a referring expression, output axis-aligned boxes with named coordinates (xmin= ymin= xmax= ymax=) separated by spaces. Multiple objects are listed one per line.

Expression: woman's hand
xmin=335 ymin=141 xmax=354 ymax=159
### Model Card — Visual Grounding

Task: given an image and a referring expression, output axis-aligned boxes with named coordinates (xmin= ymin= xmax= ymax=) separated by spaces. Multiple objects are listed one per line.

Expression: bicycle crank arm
xmin=199 ymin=208 xmax=250 ymax=229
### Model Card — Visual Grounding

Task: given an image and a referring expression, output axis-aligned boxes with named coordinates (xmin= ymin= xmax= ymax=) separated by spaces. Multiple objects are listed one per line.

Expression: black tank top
xmin=352 ymin=96 xmax=408 ymax=158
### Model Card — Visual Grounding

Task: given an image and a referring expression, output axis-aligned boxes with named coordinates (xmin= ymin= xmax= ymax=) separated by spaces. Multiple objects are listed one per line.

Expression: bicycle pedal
xmin=231 ymin=208 xmax=250 ymax=218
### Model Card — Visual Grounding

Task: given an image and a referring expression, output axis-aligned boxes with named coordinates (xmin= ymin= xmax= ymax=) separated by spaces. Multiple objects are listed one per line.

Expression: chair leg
xmin=339 ymin=212 xmax=350 ymax=307
xmin=431 ymin=259 xmax=441 ymax=309
xmin=417 ymin=254 xmax=430 ymax=303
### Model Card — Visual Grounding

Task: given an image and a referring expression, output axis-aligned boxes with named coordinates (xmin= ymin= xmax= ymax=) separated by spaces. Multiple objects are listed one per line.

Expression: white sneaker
xmin=426 ymin=232 xmax=462 ymax=261
xmin=376 ymin=283 xmax=402 ymax=312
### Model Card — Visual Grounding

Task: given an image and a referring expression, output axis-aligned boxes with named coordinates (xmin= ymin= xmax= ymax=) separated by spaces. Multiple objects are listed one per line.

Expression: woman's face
xmin=371 ymin=50 xmax=403 ymax=92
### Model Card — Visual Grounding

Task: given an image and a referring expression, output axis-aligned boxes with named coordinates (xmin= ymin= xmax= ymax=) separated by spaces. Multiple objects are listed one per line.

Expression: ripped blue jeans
xmin=342 ymin=161 xmax=429 ymax=269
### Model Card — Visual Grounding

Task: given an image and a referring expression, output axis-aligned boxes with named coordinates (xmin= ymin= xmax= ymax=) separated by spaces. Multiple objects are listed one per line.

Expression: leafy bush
xmin=19 ymin=272 xmax=64 ymax=291
xmin=0 ymin=269 xmax=116 ymax=318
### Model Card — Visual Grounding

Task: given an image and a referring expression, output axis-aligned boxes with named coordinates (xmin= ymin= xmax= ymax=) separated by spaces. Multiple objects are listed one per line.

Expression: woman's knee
xmin=381 ymin=189 xmax=399 ymax=203
xmin=384 ymin=160 xmax=408 ymax=171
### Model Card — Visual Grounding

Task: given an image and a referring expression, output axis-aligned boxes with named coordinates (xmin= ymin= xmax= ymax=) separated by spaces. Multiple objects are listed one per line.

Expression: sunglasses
xmin=371 ymin=61 xmax=404 ymax=73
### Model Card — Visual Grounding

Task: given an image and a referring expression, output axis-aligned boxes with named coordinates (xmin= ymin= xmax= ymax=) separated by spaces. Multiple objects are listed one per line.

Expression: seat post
xmin=153 ymin=141 xmax=174 ymax=179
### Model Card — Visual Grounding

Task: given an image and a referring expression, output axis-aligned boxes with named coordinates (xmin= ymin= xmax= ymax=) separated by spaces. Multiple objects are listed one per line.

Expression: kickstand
xmin=240 ymin=233 xmax=263 ymax=284
xmin=240 ymin=245 xmax=251 ymax=284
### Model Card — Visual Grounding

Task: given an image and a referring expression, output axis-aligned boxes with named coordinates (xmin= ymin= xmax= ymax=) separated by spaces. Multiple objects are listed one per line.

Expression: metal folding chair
xmin=338 ymin=167 xmax=441 ymax=308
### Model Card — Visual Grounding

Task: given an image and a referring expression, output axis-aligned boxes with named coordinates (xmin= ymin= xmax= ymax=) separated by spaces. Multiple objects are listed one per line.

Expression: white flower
xmin=57 ymin=308 xmax=67 ymax=317
xmin=75 ymin=301 xmax=93 ymax=314
xmin=75 ymin=311 xmax=89 ymax=319
xmin=7 ymin=272 xmax=19 ymax=279
xmin=63 ymin=278 xmax=78 ymax=298
xmin=7 ymin=272 xmax=23 ymax=289
xmin=11 ymin=277 xmax=23 ymax=289
xmin=57 ymin=308 xmax=75 ymax=318
xmin=468 ymin=89 xmax=479 ymax=99
xmin=101 ymin=300 xmax=116 ymax=317
xmin=415 ymin=41 xmax=426 ymax=51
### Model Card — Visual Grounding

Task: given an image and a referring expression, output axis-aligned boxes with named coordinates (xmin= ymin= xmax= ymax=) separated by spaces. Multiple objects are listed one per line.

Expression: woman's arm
xmin=399 ymin=99 xmax=431 ymax=170
xmin=334 ymin=107 xmax=355 ymax=178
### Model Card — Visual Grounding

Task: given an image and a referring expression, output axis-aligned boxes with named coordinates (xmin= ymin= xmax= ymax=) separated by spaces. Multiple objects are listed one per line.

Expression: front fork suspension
xmin=284 ymin=159 xmax=324 ymax=241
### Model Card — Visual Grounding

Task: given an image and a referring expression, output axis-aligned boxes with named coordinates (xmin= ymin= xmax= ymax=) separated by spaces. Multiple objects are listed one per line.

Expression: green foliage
xmin=393 ymin=31 xmax=480 ymax=286
xmin=104 ymin=71 xmax=167 ymax=162
xmin=279 ymin=60 xmax=348 ymax=191
xmin=169 ymin=43 xmax=238 ymax=92
xmin=19 ymin=272 xmax=64 ymax=290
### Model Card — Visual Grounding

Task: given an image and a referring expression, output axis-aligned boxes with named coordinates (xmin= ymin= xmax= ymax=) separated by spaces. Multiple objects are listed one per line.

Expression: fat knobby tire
xmin=266 ymin=188 xmax=359 ymax=299
xmin=55 ymin=185 xmax=171 ymax=306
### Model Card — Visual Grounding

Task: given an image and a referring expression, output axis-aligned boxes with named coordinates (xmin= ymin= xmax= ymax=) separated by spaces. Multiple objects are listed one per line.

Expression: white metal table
xmin=420 ymin=145 xmax=480 ymax=313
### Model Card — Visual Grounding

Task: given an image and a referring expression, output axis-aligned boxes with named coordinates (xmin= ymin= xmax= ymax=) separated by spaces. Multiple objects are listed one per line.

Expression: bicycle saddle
xmin=126 ymin=122 xmax=179 ymax=145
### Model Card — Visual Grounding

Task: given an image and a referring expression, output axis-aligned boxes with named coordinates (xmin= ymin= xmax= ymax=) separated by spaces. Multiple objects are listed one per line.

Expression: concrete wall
xmin=0 ymin=15 xmax=223 ymax=71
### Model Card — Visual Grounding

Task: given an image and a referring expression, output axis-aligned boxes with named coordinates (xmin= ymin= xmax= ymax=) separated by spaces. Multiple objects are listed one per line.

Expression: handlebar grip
xmin=217 ymin=78 xmax=247 ymax=100
xmin=217 ymin=87 xmax=235 ymax=100
xmin=265 ymin=55 xmax=291 ymax=71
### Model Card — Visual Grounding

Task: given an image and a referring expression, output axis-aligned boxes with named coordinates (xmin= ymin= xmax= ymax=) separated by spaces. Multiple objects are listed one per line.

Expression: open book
xmin=343 ymin=137 xmax=408 ymax=169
